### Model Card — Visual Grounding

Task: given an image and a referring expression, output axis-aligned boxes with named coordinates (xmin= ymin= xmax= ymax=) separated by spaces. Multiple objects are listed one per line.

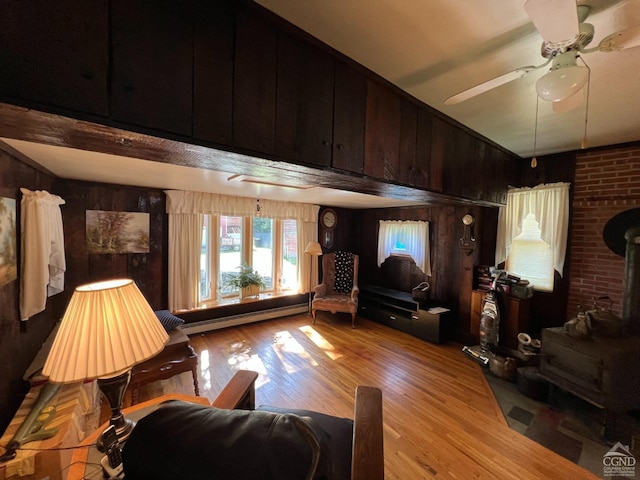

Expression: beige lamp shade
xmin=43 ymin=279 xmax=169 ymax=383
xmin=304 ymin=241 xmax=323 ymax=256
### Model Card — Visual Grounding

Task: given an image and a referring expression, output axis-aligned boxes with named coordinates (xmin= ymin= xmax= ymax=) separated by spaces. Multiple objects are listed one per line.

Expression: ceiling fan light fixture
xmin=536 ymin=64 xmax=588 ymax=102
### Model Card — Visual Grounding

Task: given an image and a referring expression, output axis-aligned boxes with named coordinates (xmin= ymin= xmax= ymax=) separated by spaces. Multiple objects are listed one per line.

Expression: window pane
xmin=281 ymin=219 xmax=298 ymax=290
xmin=219 ymin=216 xmax=243 ymax=295
xmin=506 ymin=213 xmax=554 ymax=292
xmin=253 ymin=217 xmax=273 ymax=289
xmin=200 ymin=216 xmax=211 ymax=302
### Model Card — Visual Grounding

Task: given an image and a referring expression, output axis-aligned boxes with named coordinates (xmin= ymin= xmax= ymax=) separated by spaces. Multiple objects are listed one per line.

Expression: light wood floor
xmin=161 ymin=313 xmax=599 ymax=479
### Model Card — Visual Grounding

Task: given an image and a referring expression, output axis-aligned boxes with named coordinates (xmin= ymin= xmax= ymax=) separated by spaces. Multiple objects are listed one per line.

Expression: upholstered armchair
xmin=312 ymin=252 xmax=359 ymax=328
xmin=122 ymin=370 xmax=384 ymax=480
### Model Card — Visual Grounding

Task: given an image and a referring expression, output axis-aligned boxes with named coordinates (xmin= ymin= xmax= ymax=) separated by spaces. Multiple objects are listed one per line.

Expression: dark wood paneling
xmin=110 ymin=0 xmax=193 ymax=135
xmin=332 ymin=62 xmax=367 ymax=174
xmin=55 ymin=180 xmax=167 ymax=310
xmin=355 ymin=204 xmax=499 ymax=340
xmin=276 ymin=33 xmax=335 ymax=166
xmin=193 ymin=0 xmax=235 ymax=145
xmin=411 ymin=107 xmax=432 ymax=189
xmin=0 ymin=0 xmax=109 ymax=115
xmin=233 ymin=7 xmax=278 ymax=153
xmin=364 ymin=81 xmax=402 ymax=181
xmin=0 ymin=150 xmax=58 ymax=436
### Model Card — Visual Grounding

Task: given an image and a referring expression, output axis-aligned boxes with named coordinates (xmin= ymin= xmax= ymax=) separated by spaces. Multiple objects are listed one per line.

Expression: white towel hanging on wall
xmin=19 ymin=188 xmax=66 ymax=321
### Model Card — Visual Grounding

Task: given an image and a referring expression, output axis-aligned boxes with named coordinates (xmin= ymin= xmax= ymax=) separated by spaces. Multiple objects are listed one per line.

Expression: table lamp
xmin=42 ymin=279 xmax=169 ymax=443
xmin=304 ymin=241 xmax=323 ymax=315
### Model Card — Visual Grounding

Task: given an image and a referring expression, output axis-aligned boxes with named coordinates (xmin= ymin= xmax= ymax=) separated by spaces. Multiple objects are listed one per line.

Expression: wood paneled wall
xmin=0 ymin=147 xmax=59 ymax=434
xmin=346 ymin=204 xmax=498 ymax=342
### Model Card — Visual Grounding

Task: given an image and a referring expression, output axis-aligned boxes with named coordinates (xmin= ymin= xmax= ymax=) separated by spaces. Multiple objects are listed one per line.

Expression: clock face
xmin=462 ymin=214 xmax=475 ymax=226
xmin=321 ymin=209 xmax=337 ymax=229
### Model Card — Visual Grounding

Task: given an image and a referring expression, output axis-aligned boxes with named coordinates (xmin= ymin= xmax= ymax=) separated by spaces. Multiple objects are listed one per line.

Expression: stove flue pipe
xmin=623 ymin=225 xmax=640 ymax=335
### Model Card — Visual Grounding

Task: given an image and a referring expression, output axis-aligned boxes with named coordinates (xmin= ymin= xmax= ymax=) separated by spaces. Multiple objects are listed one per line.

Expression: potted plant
xmin=226 ymin=263 xmax=266 ymax=299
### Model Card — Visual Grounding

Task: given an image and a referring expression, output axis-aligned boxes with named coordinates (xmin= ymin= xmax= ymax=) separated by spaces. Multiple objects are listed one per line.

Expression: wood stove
xmin=539 ymin=211 xmax=640 ymax=441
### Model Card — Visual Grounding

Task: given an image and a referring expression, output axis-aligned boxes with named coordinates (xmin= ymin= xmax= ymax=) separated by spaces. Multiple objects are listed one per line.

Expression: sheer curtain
xmin=377 ymin=220 xmax=431 ymax=275
xmin=495 ymin=182 xmax=570 ymax=276
xmin=165 ymin=190 xmax=320 ymax=311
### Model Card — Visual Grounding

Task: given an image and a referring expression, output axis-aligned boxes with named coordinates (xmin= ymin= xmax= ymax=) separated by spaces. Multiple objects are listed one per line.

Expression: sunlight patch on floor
xmin=198 ymin=348 xmax=212 ymax=392
xmin=299 ymin=325 xmax=343 ymax=360
xmin=223 ymin=340 xmax=270 ymax=388
xmin=272 ymin=330 xmax=318 ymax=374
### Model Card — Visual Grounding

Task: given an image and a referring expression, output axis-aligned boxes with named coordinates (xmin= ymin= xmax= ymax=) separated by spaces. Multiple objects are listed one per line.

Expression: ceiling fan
xmin=444 ymin=0 xmax=640 ymax=108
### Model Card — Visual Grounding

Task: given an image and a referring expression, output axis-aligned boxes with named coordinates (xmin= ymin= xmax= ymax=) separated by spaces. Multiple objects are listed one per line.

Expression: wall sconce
xmin=256 ymin=198 xmax=262 ymax=217
xmin=459 ymin=214 xmax=476 ymax=255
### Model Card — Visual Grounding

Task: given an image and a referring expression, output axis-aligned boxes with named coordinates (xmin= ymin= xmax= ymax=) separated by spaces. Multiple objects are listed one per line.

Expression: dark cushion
xmin=122 ymin=400 xmax=333 ymax=480
xmin=258 ymin=405 xmax=354 ymax=480
xmin=154 ymin=310 xmax=184 ymax=331
xmin=333 ymin=251 xmax=354 ymax=293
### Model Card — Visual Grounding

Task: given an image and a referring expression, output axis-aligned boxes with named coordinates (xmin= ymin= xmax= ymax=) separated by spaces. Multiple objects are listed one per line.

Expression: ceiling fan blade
xmin=524 ymin=0 xmax=579 ymax=45
xmin=444 ymin=66 xmax=538 ymax=105
xmin=598 ymin=25 xmax=640 ymax=52
xmin=552 ymin=89 xmax=584 ymax=113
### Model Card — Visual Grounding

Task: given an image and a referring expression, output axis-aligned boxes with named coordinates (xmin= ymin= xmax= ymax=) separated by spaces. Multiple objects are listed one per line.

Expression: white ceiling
xmin=1 ymin=137 xmax=421 ymax=209
xmin=256 ymin=0 xmax=640 ymax=157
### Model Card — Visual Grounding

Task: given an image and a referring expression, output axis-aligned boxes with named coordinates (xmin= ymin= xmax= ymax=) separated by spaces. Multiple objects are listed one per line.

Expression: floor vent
xmin=181 ymin=304 xmax=308 ymax=335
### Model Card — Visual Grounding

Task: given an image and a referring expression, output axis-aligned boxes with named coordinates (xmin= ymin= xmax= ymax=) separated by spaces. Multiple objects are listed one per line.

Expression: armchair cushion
xmin=122 ymin=400 xmax=335 ymax=480
xmin=258 ymin=405 xmax=354 ymax=480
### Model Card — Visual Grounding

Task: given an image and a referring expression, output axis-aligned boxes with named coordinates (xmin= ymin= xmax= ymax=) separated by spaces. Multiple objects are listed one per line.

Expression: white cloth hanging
xmin=20 ymin=188 xmax=66 ymax=321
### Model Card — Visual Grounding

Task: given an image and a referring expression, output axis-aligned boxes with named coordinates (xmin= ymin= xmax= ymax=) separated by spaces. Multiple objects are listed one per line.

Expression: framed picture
xmin=86 ymin=210 xmax=150 ymax=254
xmin=0 ymin=196 xmax=17 ymax=286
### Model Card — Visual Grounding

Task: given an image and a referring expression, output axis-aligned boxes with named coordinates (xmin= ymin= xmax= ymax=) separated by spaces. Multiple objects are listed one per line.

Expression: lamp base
xmin=97 ymin=370 xmax=135 ymax=446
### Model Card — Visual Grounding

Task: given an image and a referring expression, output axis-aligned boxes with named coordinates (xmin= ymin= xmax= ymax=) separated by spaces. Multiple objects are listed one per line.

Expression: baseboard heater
xmin=180 ymin=304 xmax=308 ymax=335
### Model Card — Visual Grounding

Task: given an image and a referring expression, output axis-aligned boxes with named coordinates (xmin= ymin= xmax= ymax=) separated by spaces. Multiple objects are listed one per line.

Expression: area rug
xmin=483 ymin=368 xmax=640 ymax=478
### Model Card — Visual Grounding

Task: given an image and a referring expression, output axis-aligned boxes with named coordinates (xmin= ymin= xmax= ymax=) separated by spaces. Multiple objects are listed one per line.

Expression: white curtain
xmin=495 ymin=182 xmax=570 ymax=276
xmin=168 ymin=213 xmax=202 ymax=312
xmin=19 ymin=188 xmax=66 ymax=320
xmin=165 ymin=190 xmax=320 ymax=309
xmin=377 ymin=220 xmax=431 ymax=275
xmin=165 ymin=190 xmax=318 ymax=221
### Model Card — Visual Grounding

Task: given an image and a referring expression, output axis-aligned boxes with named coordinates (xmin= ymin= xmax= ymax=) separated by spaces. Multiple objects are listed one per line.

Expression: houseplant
xmin=226 ymin=263 xmax=266 ymax=299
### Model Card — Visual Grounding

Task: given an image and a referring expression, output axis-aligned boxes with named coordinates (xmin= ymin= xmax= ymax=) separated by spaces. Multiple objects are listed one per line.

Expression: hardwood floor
xmin=172 ymin=313 xmax=598 ymax=479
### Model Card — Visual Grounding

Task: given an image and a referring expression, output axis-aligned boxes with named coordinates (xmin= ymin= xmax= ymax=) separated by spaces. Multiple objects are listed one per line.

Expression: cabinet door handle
xmin=389 ymin=316 xmax=396 ymax=320
xmin=336 ymin=143 xmax=344 ymax=150
xmin=322 ymin=139 xmax=330 ymax=146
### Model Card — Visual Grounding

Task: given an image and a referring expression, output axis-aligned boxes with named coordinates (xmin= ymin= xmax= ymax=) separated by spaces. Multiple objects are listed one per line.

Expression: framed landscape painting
xmin=0 ymin=196 xmax=17 ymax=286
xmin=86 ymin=210 xmax=150 ymax=254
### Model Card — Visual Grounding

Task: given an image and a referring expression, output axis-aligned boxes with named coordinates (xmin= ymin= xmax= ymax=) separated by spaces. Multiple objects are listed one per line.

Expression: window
xmin=506 ymin=213 xmax=554 ymax=292
xmin=496 ymin=182 xmax=570 ymax=292
xmin=166 ymin=190 xmax=319 ymax=312
xmin=377 ymin=220 xmax=431 ymax=275
xmin=200 ymin=215 xmax=298 ymax=305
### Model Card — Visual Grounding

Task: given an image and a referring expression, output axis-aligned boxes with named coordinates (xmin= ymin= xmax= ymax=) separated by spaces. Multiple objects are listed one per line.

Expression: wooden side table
xmin=66 ymin=393 xmax=209 ymax=480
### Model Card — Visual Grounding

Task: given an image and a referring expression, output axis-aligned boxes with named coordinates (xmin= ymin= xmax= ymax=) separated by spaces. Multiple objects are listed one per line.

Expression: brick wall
xmin=567 ymin=144 xmax=640 ymax=319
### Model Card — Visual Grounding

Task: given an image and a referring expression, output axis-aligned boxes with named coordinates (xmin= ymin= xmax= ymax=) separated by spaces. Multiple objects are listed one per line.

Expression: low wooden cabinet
xmin=359 ymin=284 xmax=451 ymax=344
xmin=470 ymin=289 xmax=530 ymax=349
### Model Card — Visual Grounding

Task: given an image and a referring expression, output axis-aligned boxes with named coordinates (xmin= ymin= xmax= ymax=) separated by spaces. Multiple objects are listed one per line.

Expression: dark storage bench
xmin=358 ymin=284 xmax=451 ymax=344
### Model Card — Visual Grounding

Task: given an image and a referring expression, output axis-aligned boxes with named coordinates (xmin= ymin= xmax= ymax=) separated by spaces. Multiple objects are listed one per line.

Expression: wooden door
xmin=111 ymin=0 xmax=193 ymax=135
xmin=0 ymin=0 xmax=109 ymax=116
xmin=233 ymin=8 xmax=277 ymax=153
xmin=275 ymin=33 xmax=334 ymax=167
xmin=193 ymin=0 xmax=235 ymax=146
xmin=364 ymin=81 xmax=402 ymax=181
xmin=332 ymin=62 xmax=367 ymax=173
